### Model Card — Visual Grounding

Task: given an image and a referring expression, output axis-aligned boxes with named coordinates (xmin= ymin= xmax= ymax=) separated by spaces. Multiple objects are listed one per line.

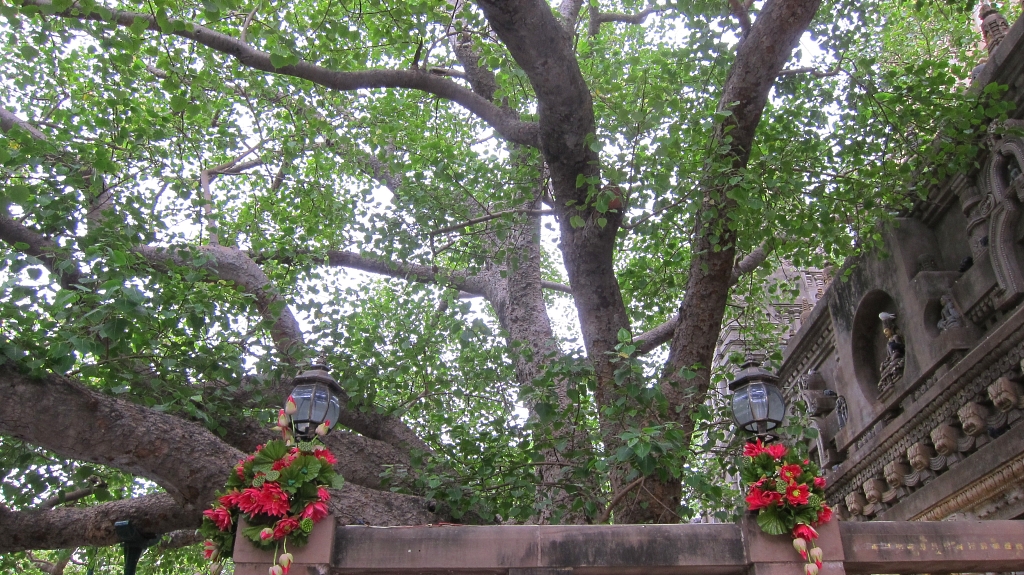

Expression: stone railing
xmin=231 ymin=517 xmax=1024 ymax=575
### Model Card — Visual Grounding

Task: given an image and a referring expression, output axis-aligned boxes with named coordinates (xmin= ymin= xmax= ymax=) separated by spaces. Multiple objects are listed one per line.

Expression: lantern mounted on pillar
xmin=287 ymin=361 xmax=343 ymax=441
xmin=729 ymin=358 xmax=786 ymax=440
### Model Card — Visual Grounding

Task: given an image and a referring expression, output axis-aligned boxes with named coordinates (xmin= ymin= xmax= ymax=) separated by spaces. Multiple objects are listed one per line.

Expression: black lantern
xmin=287 ymin=362 xmax=343 ymax=441
xmin=729 ymin=358 xmax=786 ymax=439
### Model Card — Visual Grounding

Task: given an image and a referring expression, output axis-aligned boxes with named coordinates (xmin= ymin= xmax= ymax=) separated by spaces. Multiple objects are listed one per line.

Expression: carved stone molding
xmin=913 ymin=452 xmax=1024 ymax=520
xmin=826 ymin=312 xmax=1024 ymax=508
xmin=979 ymin=138 xmax=1024 ymax=310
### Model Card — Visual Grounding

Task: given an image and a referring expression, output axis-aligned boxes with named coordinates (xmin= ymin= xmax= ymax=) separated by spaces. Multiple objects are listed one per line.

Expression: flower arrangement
xmin=200 ymin=407 xmax=344 ymax=575
xmin=740 ymin=439 xmax=833 ymax=575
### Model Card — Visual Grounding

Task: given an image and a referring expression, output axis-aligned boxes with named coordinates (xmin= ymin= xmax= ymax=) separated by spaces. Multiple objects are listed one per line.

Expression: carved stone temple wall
xmin=772 ymin=7 xmax=1024 ymax=525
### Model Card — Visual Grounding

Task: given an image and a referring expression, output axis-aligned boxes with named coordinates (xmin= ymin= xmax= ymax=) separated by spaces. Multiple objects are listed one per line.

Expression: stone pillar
xmin=233 ymin=516 xmax=335 ymax=575
xmin=951 ymin=174 xmax=989 ymax=259
xmin=741 ymin=517 xmax=846 ymax=575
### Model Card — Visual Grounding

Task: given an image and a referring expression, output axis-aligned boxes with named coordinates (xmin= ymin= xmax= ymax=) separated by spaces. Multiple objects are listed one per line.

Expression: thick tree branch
xmin=137 ymin=244 xmax=304 ymax=359
xmin=325 ymin=250 xmax=484 ymax=294
xmin=0 ymin=493 xmax=195 ymax=552
xmin=559 ymin=0 xmax=586 ymax=33
xmin=658 ymin=0 xmax=821 ymax=521
xmin=0 ymin=364 xmax=241 ymax=508
xmin=36 ymin=477 xmax=106 ymax=510
xmin=218 ymin=415 xmax=412 ymax=489
xmin=777 ymin=64 xmax=843 ymax=78
xmin=428 ymin=208 xmax=555 ymax=236
xmin=634 ymin=245 xmax=770 ymax=353
xmin=0 ymin=108 xmax=48 ymax=140
xmin=0 ymin=211 xmax=83 ymax=289
xmin=20 ymin=0 xmax=539 ymax=148
xmin=322 ymin=250 xmax=572 ymax=295
xmin=728 ymin=0 xmax=753 ymax=38
xmin=588 ymin=3 xmax=661 ymax=37
xmin=452 ymin=33 xmax=500 ymax=105
xmin=0 ymin=364 xmax=446 ymax=550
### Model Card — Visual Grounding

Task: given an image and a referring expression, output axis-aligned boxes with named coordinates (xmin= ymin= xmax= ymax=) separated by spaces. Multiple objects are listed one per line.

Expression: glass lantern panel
xmin=290 ymin=383 xmax=316 ymax=437
xmin=766 ymin=383 xmax=786 ymax=430
xmin=311 ymin=383 xmax=331 ymax=425
xmin=748 ymin=382 xmax=769 ymax=421
xmin=325 ymin=392 xmax=341 ymax=429
xmin=732 ymin=385 xmax=754 ymax=431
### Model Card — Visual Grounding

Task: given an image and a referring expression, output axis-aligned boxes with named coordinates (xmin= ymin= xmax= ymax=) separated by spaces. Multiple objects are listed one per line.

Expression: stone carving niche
xmin=851 ymin=291 xmax=903 ymax=401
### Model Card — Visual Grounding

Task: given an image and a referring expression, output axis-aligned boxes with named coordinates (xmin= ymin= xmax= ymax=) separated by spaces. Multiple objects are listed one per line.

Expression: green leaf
xmin=270 ymin=51 xmax=299 ymax=69
xmin=756 ymin=507 xmax=787 ymax=536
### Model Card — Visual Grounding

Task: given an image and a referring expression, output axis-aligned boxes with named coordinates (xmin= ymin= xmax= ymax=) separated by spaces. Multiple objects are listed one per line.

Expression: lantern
xmin=729 ymin=359 xmax=786 ymax=439
xmin=287 ymin=362 xmax=343 ymax=441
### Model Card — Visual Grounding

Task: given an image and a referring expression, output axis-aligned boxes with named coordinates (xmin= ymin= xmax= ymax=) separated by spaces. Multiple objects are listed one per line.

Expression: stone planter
xmin=232 ymin=516 xmax=335 ymax=575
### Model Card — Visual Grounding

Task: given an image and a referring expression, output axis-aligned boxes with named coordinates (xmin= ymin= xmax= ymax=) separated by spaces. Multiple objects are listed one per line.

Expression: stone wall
xmin=776 ymin=8 xmax=1024 ymax=524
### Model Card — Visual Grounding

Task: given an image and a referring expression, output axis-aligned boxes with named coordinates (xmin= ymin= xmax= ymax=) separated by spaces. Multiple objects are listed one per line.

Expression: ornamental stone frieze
xmin=769 ymin=8 xmax=1024 ymax=526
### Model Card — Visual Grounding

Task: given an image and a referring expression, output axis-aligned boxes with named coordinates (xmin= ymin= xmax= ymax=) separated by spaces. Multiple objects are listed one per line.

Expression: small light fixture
xmin=729 ymin=358 xmax=786 ymax=439
xmin=287 ymin=361 xmax=343 ymax=441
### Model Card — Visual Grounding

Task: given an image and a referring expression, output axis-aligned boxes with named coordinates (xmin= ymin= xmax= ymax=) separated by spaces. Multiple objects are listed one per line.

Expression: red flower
xmin=235 ymin=463 xmax=246 ymax=480
xmin=765 ymin=443 xmax=787 ymax=459
xmin=313 ymin=448 xmax=337 ymax=465
xmin=813 ymin=476 xmax=827 ymax=489
xmin=792 ymin=523 xmax=819 ymax=541
xmin=236 ymin=487 xmax=262 ymax=515
xmin=318 ymin=487 xmax=331 ymax=502
xmin=300 ymin=500 xmax=329 ymax=522
xmin=218 ymin=490 xmax=242 ymax=509
xmin=273 ymin=517 xmax=301 ymax=540
xmin=785 ymin=483 xmax=810 ymax=505
xmin=743 ymin=439 xmax=765 ymax=457
xmin=816 ymin=505 xmax=833 ymax=525
xmin=272 ymin=454 xmax=296 ymax=471
xmin=745 ymin=487 xmax=782 ymax=510
xmin=779 ymin=464 xmax=803 ymax=483
xmin=203 ymin=506 xmax=233 ymax=531
xmin=256 ymin=483 xmax=291 ymax=517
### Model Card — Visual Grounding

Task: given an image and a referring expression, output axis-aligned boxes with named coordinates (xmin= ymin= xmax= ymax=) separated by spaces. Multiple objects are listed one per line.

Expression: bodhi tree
xmin=0 ymin=0 xmax=1004 ymax=566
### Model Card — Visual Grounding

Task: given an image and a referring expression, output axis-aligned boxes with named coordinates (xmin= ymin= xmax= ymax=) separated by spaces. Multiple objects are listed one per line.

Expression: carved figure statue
xmin=884 ymin=459 xmax=911 ymax=488
xmin=845 ymin=491 xmax=867 ymax=516
xmin=917 ymin=253 xmax=938 ymax=273
xmin=988 ymin=377 xmax=1022 ymax=412
xmin=930 ymin=424 xmax=961 ymax=457
xmin=937 ymin=295 xmax=964 ymax=331
xmin=980 ymin=4 xmax=1011 ymax=54
xmin=863 ymin=478 xmax=886 ymax=504
xmin=907 ymin=442 xmax=935 ymax=471
xmin=958 ymin=402 xmax=990 ymax=437
xmin=800 ymin=369 xmax=826 ymax=390
xmin=878 ymin=312 xmax=905 ymax=393
xmin=835 ymin=396 xmax=848 ymax=429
